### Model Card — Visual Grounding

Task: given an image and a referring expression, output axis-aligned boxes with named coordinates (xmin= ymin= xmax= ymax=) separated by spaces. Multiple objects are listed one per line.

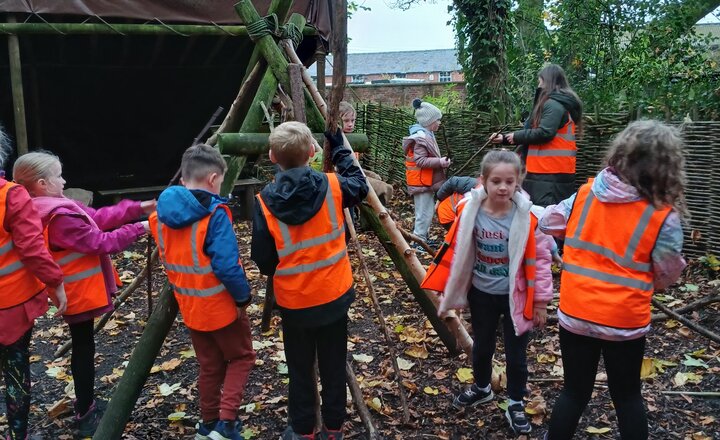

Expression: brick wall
xmin=342 ymin=81 xmax=467 ymax=107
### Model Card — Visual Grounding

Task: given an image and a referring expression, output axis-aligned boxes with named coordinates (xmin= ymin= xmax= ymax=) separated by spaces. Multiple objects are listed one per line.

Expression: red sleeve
xmin=4 ymin=185 xmax=64 ymax=287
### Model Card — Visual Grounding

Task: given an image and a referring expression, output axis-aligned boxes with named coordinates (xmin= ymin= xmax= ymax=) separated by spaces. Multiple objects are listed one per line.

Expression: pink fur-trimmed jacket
xmin=438 ymin=187 xmax=554 ymax=336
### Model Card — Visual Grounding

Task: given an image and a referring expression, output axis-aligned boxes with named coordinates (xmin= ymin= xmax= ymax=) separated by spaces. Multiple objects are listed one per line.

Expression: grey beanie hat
xmin=412 ymin=98 xmax=442 ymax=127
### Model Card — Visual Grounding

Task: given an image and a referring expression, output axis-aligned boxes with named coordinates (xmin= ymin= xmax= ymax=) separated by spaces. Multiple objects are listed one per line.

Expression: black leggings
xmin=548 ymin=327 xmax=648 ymax=440
xmin=69 ymin=320 xmax=95 ymax=415
xmin=1 ymin=328 xmax=32 ymax=439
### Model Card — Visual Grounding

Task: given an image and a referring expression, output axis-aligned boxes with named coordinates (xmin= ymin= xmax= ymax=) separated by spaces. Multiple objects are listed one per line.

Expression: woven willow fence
xmin=355 ymin=103 xmax=717 ymax=259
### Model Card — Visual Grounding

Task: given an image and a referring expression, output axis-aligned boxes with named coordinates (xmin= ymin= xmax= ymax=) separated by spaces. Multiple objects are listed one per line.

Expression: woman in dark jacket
xmin=493 ymin=64 xmax=583 ymax=207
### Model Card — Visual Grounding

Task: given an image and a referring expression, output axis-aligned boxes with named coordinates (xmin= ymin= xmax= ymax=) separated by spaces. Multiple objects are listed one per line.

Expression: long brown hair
xmin=532 ymin=64 xmax=583 ymax=134
xmin=605 ymin=120 xmax=686 ymax=215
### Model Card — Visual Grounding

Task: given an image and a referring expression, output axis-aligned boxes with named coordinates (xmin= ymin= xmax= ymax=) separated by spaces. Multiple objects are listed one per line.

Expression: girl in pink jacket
xmin=13 ymin=151 xmax=155 ymax=438
xmin=438 ymin=150 xmax=553 ymax=435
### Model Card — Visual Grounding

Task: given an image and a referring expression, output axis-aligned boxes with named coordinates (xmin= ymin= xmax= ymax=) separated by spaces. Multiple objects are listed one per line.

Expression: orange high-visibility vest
xmin=150 ymin=206 xmax=238 ymax=332
xmin=560 ymin=181 xmax=671 ymax=328
xmin=46 ymin=214 xmax=108 ymax=316
xmin=405 ymin=144 xmax=434 ymax=187
xmin=257 ymin=173 xmax=353 ymax=310
xmin=0 ymin=183 xmax=46 ymax=309
xmin=526 ymin=114 xmax=577 ymax=174
xmin=421 ymin=200 xmax=537 ymax=320
xmin=437 ymin=193 xmax=462 ymax=226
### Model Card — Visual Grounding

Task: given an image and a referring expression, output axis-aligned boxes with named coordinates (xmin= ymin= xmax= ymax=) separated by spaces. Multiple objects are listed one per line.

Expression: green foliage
xmin=447 ymin=0 xmax=720 ymax=120
xmin=451 ymin=0 xmax=513 ymax=123
xmin=421 ymin=85 xmax=464 ymax=112
xmin=698 ymin=253 xmax=720 ymax=278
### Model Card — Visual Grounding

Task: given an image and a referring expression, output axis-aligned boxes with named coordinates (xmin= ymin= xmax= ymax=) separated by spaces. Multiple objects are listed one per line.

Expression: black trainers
xmin=74 ymin=400 xmax=103 ymax=439
xmin=505 ymin=403 xmax=532 ymax=434
xmin=452 ymin=384 xmax=494 ymax=409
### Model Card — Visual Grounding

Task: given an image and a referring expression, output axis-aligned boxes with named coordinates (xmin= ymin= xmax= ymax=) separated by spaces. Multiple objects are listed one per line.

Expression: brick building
xmin=308 ymin=48 xmax=464 ymax=85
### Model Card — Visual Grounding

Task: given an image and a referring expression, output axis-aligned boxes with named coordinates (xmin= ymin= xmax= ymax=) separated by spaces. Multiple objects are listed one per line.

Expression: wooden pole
xmin=345 ymin=208 xmax=411 ymax=424
xmin=315 ymin=41 xmax=327 ymax=98
xmin=217 ymin=132 xmax=368 ymax=155
xmin=359 ymin=205 xmax=461 ymax=355
xmin=94 ymin=284 xmax=179 ymax=439
xmin=651 ymin=298 xmax=720 ymax=344
xmin=0 ymin=22 xmax=317 ymax=37
xmin=322 ymin=0 xmax=348 ymax=172
xmin=218 ymin=3 xmax=300 ymax=197
xmin=278 ymin=13 xmax=473 ymax=357
xmin=7 ymin=16 xmax=28 ymax=155
xmin=346 ymin=361 xmax=383 ymax=440
xmin=288 ymin=63 xmax=307 ymax=123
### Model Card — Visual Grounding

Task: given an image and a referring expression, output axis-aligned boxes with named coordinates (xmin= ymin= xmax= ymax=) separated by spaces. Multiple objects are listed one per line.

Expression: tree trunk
xmin=94 ymin=284 xmax=178 ymax=439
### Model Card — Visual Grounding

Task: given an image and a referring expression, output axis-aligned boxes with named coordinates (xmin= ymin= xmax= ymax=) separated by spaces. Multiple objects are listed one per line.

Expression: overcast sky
xmin=347 ymin=1 xmax=720 ymax=54
xmin=348 ymin=0 xmax=455 ymax=53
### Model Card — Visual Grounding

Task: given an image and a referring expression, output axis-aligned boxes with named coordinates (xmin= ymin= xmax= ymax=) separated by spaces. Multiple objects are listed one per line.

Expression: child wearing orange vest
xmin=13 ymin=151 xmax=154 ymax=438
xmin=403 ymin=99 xmax=450 ymax=250
xmin=0 ymin=133 xmax=67 ymax=440
xmin=435 ymin=176 xmax=477 ymax=229
xmin=541 ymin=120 xmax=687 ymax=440
xmin=251 ymin=122 xmax=368 ymax=440
xmin=150 ymin=144 xmax=255 ymax=440
xmin=436 ymin=150 xmax=553 ymax=435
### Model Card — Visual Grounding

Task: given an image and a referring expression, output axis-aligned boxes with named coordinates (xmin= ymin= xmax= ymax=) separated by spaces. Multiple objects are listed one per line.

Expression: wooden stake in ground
xmin=7 ymin=15 xmax=28 ymax=155
xmin=345 ymin=208 xmax=411 ymax=424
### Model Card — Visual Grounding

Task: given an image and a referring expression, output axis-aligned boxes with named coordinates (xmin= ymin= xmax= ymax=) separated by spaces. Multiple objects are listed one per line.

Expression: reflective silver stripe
xmin=156 ymin=219 xmax=213 ymax=274
xmin=526 ymin=149 xmax=576 ymax=157
xmin=525 ymin=258 xmax=536 ymax=265
xmin=565 ymin=237 xmax=650 ymax=272
xmin=164 ymin=263 xmax=214 ymax=275
xmin=0 ymin=241 xmax=13 ymax=255
xmin=406 ymin=166 xmax=422 ymax=170
xmin=0 ymin=260 xmax=24 ymax=276
xmin=567 ymin=191 xmax=654 ymax=272
xmin=557 ymin=132 xmax=576 ymax=141
xmin=563 ymin=263 xmax=653 ymax=291
xmin=155 ymin=219 xmax=165 ymax=255
xmin=190 ymin=222 xmax=201 ymax=268
xmin=64 ymin=265 xmax=102 ymax=283
xmin=57 ymin=252 xmax=85 ymax=265
xmin=173 ymin=283 xmax=226 ymax=298
xmin=527 ymin=280 xmax=535 ymax=287
xmin=277 ymin=182 xmax=344 ymax=258
xmin=275 ymin=248 xmax=348 ymax=276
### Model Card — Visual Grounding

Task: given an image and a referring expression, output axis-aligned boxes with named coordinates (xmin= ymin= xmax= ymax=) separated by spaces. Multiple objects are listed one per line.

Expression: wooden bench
xmin=97 ymin=178 xmax=263 ymax=221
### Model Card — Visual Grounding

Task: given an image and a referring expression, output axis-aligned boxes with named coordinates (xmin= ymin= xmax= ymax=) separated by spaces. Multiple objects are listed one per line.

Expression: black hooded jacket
xmin=512 ymin=91 xmax=582 ymax=147
xmin=251 ymin=143 xmax=369 ymax=326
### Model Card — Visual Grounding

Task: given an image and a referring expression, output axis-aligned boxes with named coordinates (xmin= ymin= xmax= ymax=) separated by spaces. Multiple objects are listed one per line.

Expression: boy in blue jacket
xmin=152 ymin=144 xmax=255 ymax=440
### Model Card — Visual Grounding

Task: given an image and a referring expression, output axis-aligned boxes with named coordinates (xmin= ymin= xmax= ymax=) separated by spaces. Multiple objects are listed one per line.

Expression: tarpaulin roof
xmin=0 ymin=0 xmax=332 ymax=38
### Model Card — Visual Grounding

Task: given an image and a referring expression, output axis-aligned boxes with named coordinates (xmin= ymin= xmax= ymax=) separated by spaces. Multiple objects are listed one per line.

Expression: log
xmin=288 ymin=63 xmax=307 ymax=123
xmin=359 ymin=204 xmax=460 ymax=355
xmin=94 ymin=284 xmax=179 ymax=439
xmin=207 ymin=0 xmax=294 ymax=148
xmin=7 ymin=16 xmax=28 ymax=155
xmin=282 ymin=40 xmax=328 ymax=127
xmin=651 ymin=298 xmax=720 ymax=344
xmin=0 ymin=22 xmax=317 ymax=37
xmin=217 ymin=132 xmax=369 ymax=155
xmin=650 ymin=295 xmax=720 ymax=321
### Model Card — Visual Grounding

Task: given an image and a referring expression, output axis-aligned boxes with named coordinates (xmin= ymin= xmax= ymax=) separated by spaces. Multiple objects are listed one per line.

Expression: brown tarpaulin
xmin=0 ymin=0 xmax=331 ymax=38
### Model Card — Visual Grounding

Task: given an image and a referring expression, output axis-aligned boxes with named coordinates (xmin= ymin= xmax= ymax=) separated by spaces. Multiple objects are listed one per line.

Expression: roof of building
xmin=695 ymin=23 xmax=720 ymax=41
xmin=308 ymin=48 xmax=461 ymax=76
